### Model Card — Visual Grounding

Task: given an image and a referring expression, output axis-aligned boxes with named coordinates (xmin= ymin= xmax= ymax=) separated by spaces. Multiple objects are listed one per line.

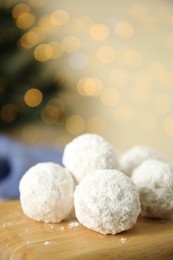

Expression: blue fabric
xmin=0 ymin=135 xmax=63 ymax=199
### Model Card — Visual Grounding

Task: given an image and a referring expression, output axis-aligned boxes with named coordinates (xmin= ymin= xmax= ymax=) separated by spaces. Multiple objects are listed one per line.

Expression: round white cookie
xmin=19 ymin=162 xmax=75 ymax=223
xmin=74 ymin=169 xmax=140 ymax=235
xmin=63 ymin=133 xmax=119 ymax=183
xmin=120 ymin=145 xmax=164 ymax=177
xmin=131 ymin=159 xmax=173 ymax=218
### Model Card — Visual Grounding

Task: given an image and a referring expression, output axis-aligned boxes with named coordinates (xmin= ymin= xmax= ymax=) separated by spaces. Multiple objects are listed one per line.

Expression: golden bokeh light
xmin=16 ymin=12 xmax=35 ymax=29
xmin=87 ymin=116 xmax=106 ymax=134
xmin=90 ymin=24 xmax=110 ymax=40
xmin=1 ymin=104 xmax=18 ymax=122
xmin=66 ymin=115 xmax=85 ymax=135
xmin=97 ymin=45 xmax=116 ymax=63
xmin=148 ymin=61 xmax=165 ymax=80
xmin=114 ymin=104 xmax=134 ymax=124
xmin=100 ymin=88 xmax=120 ymax=107
xmin=50 ymin=9 xmax=70 ymax=26
xmin=34 ymin=44 xmax=53 ymax=62
xmin=142 ymin=16 xmax=159 ymax=33
xmin=38 ymin=15 xmax=55 ymax=32
xmin=41 ymin=97 xmax=65 ymax=124
xmin=115 ymin=21 xmax=134 ymax=39
xmin=49 ymin=41 xmax=64 ymax=59
xmin=41 ymin=105 xmax=61 ymax=124
xmin=3 ymin=0 xmax=173 ymax=153
xmin=62 ymin=36 xmax=81 ymax=53
xmin=48 ymin=97 xmax=65 ymax=108
xmin=77 ymin=77 xmax=103 ymax=96
xmin=119 ymin=48 xmax=143 ymax=67
xmin=21 ymin=124 xmax=40 ymax=143
xmin=128 ymin=4 xmax=147 ymax=20
xmin=20 ymin=31 xmax=40 ymax=49
xmin=24 ymin=88 xmax=43 ymax=107
xmin=153 ymin=95 xmax=171 ymax=115
xmin=74 ymin=16 xmax=93 ymax=31
xmin=31 ymin=27 xmax=45 ymax=40
xmin=163 ymin=116 xmax=173 ymax=136
xmin=12 ymin=3 xmax=30 ymax=18
xmin=109 ymin=69 xmax=128 ymax=88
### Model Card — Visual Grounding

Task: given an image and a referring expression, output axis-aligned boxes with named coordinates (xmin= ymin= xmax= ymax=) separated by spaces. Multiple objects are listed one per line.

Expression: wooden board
xmin=0 ymin=200 xmax=173 ymax=260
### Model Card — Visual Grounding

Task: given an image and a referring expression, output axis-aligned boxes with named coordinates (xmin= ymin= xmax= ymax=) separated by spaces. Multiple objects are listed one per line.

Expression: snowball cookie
xmin=131 ymin=159 xmax=173 ymax=219
xmin=74 ymin=169 xmax=140 ymax=235
xmin=63 ymin=133 xmax=119 ymax=183
xmin=19 ymin=162 xmax=75 ymax=223
xmin=120 ymin=145 xmax=164 ymax=177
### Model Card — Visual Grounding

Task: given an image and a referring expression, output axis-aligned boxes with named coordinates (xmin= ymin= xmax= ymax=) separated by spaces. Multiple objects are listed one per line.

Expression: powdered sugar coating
xmin=131 ymin=159 xmax=173 ymax=218
xmin=74 ymin=169 xmax=140 ymax=235
xmin=63 ymin=134 xmax=119 ymax=183
xmin=120 ymin=145 xmax=164 ymax=177
xmin=19 ymin=162 xmax=75 ymax=223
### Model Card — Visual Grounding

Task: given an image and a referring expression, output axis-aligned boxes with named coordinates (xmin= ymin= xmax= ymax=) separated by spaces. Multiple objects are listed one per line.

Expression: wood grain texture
xmin=0 ymin=200 xmax=173 ymax=260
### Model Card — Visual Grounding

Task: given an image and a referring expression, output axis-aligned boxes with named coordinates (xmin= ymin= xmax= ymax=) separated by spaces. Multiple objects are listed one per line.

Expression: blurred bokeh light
xmin=0 ymin=0 xmax=173 ymax=160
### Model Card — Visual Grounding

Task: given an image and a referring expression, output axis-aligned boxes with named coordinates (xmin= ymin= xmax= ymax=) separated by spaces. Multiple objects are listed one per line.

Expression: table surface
xmin=0 ymin=200 xmax=173 ymax=260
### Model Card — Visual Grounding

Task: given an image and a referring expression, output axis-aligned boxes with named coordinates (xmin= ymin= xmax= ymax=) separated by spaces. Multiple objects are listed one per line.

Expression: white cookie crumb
xmin=120 ymin=145 xmax=164 ymax=177
xmin=63 ymin=134 xmax=119 ymax=183
xmin=74 ymin=169 xmax=140 ymax=235
xmin=68 ymin=220 xmax=80 ymax=228
xmin=120 ymin=237 xmax=127 ymax=244
xmin=131 ymin=159 xmax=173 ymax=218
xmin=44 ymin=241 xmax=52 ymax=246
xmin=19 ymin=162 xmax=75 ymax=223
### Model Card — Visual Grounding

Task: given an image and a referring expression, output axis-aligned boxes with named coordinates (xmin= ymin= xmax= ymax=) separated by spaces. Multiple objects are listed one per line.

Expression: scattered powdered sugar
xmin=44 ymin=224 xmax=54 ymax=232
xmin=44 ymin=241 xmax=52 ymax=246
xmin=68 ymin=220 xmax=80 ymax=228
xmin=48 ymin=224 xmax=54 ymax=229
xmin=44 ymin=240 xmax=57 ymax=246
xmin=1 ymin=223 xmax=7 ymax=228
xmin=60 ymin=226 xmax=65 ymax=230
xmin=120 ymin=237 xmax=127 ymax=244
xmin=44 ymin=223 xmax=66 ymax=231
xmin=0 ymin=219 xmax=25 ymax=228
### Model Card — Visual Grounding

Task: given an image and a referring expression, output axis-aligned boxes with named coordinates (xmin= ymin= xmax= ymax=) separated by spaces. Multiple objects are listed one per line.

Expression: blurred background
xmin=0 ymin=0 xmax=173 ymax=161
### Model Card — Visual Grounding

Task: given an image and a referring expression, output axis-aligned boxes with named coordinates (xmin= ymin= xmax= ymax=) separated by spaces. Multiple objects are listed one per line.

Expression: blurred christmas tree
xmin=0 ymin=1 xmax=64 ymax=128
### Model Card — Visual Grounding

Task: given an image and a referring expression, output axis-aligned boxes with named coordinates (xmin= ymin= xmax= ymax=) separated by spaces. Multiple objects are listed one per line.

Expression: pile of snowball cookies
xmin=19 ymin=134 xmax=173 ymax=235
